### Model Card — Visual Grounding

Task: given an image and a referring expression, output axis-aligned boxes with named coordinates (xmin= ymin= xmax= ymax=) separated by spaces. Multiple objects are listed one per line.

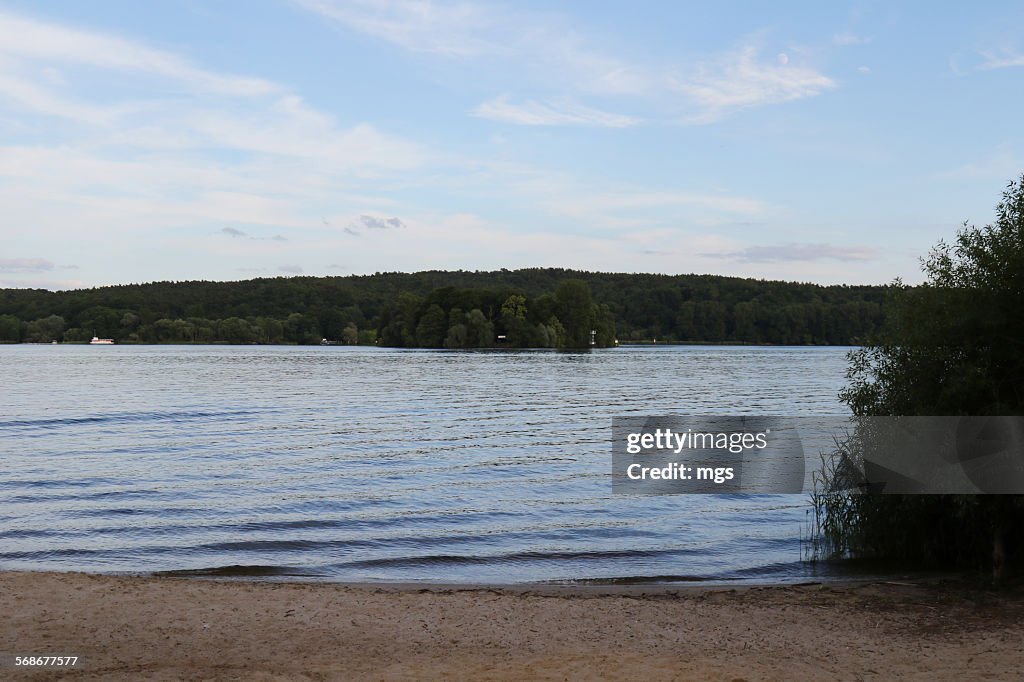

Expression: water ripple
xmin=0 ymin=344 xmax=852 ymax=583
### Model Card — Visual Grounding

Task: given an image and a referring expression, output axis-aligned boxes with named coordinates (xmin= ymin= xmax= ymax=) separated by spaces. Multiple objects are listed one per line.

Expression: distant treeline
xmin=0 ymin=269 xmax=889 ymax=347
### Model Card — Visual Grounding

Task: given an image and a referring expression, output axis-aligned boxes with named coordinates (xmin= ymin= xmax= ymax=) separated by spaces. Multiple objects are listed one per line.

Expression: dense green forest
xmin=0 ymin=269 xmax=888 ymax=347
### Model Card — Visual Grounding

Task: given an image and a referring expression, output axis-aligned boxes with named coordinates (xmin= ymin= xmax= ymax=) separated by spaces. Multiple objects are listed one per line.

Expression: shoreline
xmin=4 ymin=570 xmax=1023 ymax=680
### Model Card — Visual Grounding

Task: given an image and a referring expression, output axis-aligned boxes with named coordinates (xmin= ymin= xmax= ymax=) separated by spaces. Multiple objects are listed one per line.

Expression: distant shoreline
xmin=1 ymin=341 xmax=859 ymax=347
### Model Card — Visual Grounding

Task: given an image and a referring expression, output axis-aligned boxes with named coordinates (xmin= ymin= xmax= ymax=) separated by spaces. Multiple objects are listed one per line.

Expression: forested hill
xmin=0 ymin=269 xmax=889 ymax=346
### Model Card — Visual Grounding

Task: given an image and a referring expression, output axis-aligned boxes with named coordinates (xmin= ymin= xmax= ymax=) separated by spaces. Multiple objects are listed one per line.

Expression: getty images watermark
xmin=612 ymin=416 xmax=1024 ymax=495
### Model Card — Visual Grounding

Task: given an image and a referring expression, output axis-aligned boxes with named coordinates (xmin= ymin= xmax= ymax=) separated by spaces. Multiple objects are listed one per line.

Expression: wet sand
xmin=3 ymin=571 xmax=1023 ymax=680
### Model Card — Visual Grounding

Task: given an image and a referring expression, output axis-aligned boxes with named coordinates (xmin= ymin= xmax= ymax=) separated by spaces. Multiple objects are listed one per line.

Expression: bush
xmin=814 ymin=175 xmax=1024 ymax=575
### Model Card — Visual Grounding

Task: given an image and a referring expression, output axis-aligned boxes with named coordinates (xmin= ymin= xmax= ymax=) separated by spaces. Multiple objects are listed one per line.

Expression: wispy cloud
xmin=978 ymin=49 xmax=1024 ymax=70
xmin=704 ymin=243 xmax=878 ymax=263
xmin=294 ymin=0 xmax=504 ymax=57
xmin=0 ymin=7 xmax=427 ymax=280
xmin=294 ymin=0 xmax=641 ymax=96
xmin=278 ymin=264 xmax=304 ymax=274
xmin=0 ymin=11 xmax=278 ymax=97
xmin=0 ymin=257 xmax=55 ymax=272
xmin=0 ymin=10 xmax=425 ymax=167
xmin=675 ymin=46 xmax=836 ymax=122
xmin=298 ymin=1 xmax=835 ymax=126
xmin=473 ymin=96 xmax=637 ymax=127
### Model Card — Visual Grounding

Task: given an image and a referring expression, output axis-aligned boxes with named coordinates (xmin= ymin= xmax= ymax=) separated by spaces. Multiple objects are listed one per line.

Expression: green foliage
xmin=24 ymin=315 xmax=65 ymax=343
xmin=0 ymin=314 xmax=24 ymax=342
xmin=217 ymin=317 xmax=257 ymax=344
xmin=341 ymin=323 xmax=359 ymax=345
xmin=415 ymin=304 xmax=447 ymax=348
xmin=0 ymin=268 xmax=887 ymax=346
xmin=500 ymin=294 xmax=527 ymax=322
xmin=464 ymin=309 xmax=494 ymax=348
xmin=554 ymin=279 xmax=595 ymax=348
xmin=815 ymin=175 xmax=1024 ymax=573
xmin=444 ymin=323 xmax=468 ymax=349
xmin=62 ymin=327 xmax=91 ymax=343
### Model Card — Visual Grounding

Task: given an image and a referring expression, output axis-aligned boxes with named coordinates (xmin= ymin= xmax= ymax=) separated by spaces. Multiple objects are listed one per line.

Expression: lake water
xmin=0 ymin=345 xmax=855 ymax=584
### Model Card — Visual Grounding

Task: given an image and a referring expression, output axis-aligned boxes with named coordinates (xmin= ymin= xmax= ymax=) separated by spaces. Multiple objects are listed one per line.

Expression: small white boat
xmin=89 ymin=336 xmax=115 ymax=345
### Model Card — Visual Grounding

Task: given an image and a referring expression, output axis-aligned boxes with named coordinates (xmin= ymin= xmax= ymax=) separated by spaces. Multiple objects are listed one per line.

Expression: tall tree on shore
xmin=554 ymin=279 xmax=595 ymax=348
xmin=821 ymin=175 xmax=1024 ymax=574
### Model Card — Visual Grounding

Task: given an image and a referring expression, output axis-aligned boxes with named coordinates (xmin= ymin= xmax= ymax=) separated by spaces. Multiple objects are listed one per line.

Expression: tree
xmin=0 ymin=267 xmax=888 ymax=346
xmin=500 ymin=294 xmax=527 ymax=322
xmin=77 ymin=306 xmax=120 ymax=339
xmin=218 ymin=317 xmax=256 ymax=344
xmin=820 ymin=175 xmax=1024 ymax=574
xmin=341 ymin=322 xmax=359 ymax=345
xmin=500 ymin=294 xmax=532 ymax=346
xmin=119 ymin=312 xmax=141 ymax=339
xmin=445 ymin=323 xmax=468 ymax=349
xmin=444 ymin=308 xmax=467 ymax=349
xmin=256 ymin=317 xmax=284 ymax=344
xmin=284 ymin=312 xmax=319 ymax=344
xmin=415 ymin=304 xmax=447 ymax=348
xmin=465 ymin=308 xmax=494 ymax=347
xmin=593 ymin=303 xmax=616 ymax=347
xmin=0 ymin=314 xmax=22 ymax=342
xmin=25 ymin=315 xmax=65 ymax=342
xmin=554 ymin=279 xmax=594 ymax=348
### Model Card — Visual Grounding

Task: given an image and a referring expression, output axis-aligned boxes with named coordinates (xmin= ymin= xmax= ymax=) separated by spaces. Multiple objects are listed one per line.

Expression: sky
xmin=1 ymin=1 xmax=1023 ymax=289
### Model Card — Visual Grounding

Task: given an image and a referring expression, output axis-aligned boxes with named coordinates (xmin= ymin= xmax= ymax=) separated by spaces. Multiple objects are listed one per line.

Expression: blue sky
xmin=1 ymin=1 xmax=1023 ymax=289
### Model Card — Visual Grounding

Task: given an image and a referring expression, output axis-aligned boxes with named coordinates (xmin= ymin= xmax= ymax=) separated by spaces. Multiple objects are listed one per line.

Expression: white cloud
xmin=0 ymin=11 xmax=424 ymax=168
xmin=472 ymin=95 xmax=637 ymax=127
xmin=0 ymin=11 xmax=278 ymax=96
xmin=0 ymin=70 xmax=134 ymax=125
xmin=293 ymin=0 xmax=502 ymax=57
xmin=298 ymin=2 xmax=837 ymax=126
xmin=294 ymin=0 xmax=644 ymax=94
xmin=978 ymin=50 xmax=1024 ymax=70
xmin=675 ymin=45 xmax=836 ymax=122
xmin=0 ymin=7 xmax=428 ymax=266
xmin=184 ymin=109 xmax=423 ymax=172
xmin=0 ymin=7 xmax=868 ymax=287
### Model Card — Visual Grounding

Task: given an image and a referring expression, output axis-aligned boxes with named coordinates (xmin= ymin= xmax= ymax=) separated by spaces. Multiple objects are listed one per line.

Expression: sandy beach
xmin=2 ymin=572 xmax=1023 ymax=680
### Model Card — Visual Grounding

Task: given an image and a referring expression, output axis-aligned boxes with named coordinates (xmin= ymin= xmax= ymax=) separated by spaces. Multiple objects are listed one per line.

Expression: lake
xmin=0 ymin=344 xmax=855 ymax=584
